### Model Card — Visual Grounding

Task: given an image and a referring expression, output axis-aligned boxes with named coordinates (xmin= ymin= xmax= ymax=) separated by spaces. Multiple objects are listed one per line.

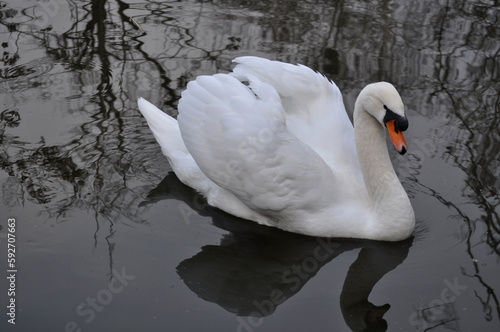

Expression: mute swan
xmin=138 ymin=56 xmax=415 ymax=241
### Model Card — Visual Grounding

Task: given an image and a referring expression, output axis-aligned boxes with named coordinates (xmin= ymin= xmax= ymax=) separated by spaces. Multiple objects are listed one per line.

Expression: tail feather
xmin=138 ymin=97 xmax=212 ymax=193
xmin=137 ymin=97 xmax=186 ymax=158
xmin=137 ymin=97 xmax=266 ymax=224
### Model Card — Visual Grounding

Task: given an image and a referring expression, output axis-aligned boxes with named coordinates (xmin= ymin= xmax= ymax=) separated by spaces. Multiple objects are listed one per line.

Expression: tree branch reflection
xmin=0 ymin=0 xmax=498 ymax=327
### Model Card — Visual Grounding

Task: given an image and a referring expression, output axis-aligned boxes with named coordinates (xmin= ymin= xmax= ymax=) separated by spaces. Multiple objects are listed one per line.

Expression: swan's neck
xmin=353 ymin=104 xmax=414 ymax=240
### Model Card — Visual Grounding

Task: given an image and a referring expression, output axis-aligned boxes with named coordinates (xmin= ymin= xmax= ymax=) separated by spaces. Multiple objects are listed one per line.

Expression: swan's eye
xmin=383 ymin=105 xmax=408 ymax=133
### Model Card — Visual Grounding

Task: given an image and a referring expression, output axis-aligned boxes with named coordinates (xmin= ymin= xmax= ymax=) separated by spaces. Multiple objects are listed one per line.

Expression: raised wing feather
xmin=232 ymin=57 xmax=360 ymax=173
xmin=177 ymin=74 xmax=338 ymax=219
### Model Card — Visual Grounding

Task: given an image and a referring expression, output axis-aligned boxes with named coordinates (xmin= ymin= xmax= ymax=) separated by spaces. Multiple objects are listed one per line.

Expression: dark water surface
xmin=1 ymin=0 xmax=499 ymax=331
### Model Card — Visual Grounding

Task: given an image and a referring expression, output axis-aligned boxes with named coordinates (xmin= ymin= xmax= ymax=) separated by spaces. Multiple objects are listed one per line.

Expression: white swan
xmin=138 ymin=56 xmax=415 ymax=241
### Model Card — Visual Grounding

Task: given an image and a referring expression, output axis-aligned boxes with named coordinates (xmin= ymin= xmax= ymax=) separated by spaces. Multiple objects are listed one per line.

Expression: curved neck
xmin=353 ymin=102 xmax=414 ymax=240
xmin=354 ymin=104 xmax=397 ymax=199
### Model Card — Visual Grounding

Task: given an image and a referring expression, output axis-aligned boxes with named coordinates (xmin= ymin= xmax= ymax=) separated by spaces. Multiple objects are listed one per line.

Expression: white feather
xmin=137 ymin=57 xmax=415 ymax=241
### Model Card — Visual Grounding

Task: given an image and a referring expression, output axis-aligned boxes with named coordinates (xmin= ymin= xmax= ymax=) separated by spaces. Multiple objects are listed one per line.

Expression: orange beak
xmin=386 ymin=119 xmax=407 ymax=155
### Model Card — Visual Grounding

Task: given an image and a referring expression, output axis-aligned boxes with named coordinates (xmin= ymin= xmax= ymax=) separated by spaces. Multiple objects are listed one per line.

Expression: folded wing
xmin=177 ymin=73 xmax=339 ymax=219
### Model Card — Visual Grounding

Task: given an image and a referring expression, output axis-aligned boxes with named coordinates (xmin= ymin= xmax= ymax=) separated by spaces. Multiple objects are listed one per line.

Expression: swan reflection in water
xmin=143 ymin=173 xmax=413 ymax=332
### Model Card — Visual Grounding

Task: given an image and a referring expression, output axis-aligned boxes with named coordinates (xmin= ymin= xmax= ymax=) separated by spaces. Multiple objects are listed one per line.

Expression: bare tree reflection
xmin=404 ymin=1 xmax=500 ymax=328
xmin=0 ymin=0 xmax=499 ymax=327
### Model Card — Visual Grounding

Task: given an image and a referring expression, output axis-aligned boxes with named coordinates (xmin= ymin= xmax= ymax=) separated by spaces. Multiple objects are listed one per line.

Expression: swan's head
xmin=357 ymin=82 xmax=409 ymax=155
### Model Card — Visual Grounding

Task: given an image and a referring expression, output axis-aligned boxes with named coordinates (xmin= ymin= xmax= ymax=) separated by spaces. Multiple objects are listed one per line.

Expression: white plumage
xmin=138 ymin=56 xmax=415 ymax=241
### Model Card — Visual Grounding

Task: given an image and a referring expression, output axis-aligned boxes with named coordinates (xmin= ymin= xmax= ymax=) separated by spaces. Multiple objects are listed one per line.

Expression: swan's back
xmin=178 ymin=74 xmax=335 ymax=218
xmin=176 ymin=57 xmax=369 ymax=232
